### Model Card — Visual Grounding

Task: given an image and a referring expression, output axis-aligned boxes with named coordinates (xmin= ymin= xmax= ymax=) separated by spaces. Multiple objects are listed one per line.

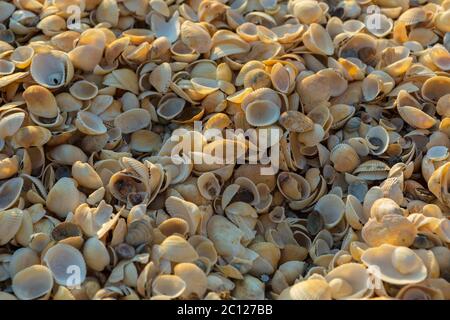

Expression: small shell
xmin=10 ymin=46 xmax=34 ymax=69
xmin=30 ymin=51 xmax=73 ymax=89
xmin=0 ymin=208 xmax=24 ymax=245
xmin=245 ymin=100 xmax=280 ymax=127
xmin=12 ymin=265 xmax=53 ymax=300
xmin=152 ymin=274 xmax=186 ymax=299
xmin=70 ymin=80 xmax=98 ymax=101
xmin=0 ymin=177 xmax=24 ymax=211
xmin=46 ymin=178 xmax=81 ymax=219
xmin=181 ymin=21 xmax=212 ymax=54
xmin=149 ymin=63 xmax=172 ymax=93
xmin=325 ymin=263 xmax=371 ymax=299
xmin=9 ymin=248 xmax=40 ymax=278
xmin=43 ymin=243 xmax=87 ymax=286
xmin=75 ymin=111 xmax=107 ymax=135
xmin=160 ymin=235 xmax=199 ymax=263
xmin=157 ymin=97 xmax=185 ymax=120
xmin=125 ymin=219 xmax=153 ymax=247
xmin=278 ymin=278 xmax=332 ymax=300
xmin=114 ymin=109 xmax=151 ymax=134
xmin=197 ymin=172 xmax=221 ymax=200
xmin=174 ymin=263 xmax=208 ymax=299
xmin=421 ymin=76 xmax=450 ymax=103
xmin=83 ymin=237 xmax=110 ymax=271
xmin=279 ymin=111 xmax=314 ymax=133
xmin=361 ymin=244 xmax=427 ymax=285
xmin=366 ymin=126 xmax=389 ymax=156
xmin=330 ymin=144 xmax=360 ymax=173
xmin=302 ymin=23 xmax=334 ymax=56
xmin=23 ymin=85 xmax=59 ymax=118
xmin=314 ymin=194 xmax=345 ymax=229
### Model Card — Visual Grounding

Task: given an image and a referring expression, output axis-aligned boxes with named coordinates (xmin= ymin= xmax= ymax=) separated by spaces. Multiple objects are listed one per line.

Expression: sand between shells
xmin=0 ymin=0 xmax=449 ymax=300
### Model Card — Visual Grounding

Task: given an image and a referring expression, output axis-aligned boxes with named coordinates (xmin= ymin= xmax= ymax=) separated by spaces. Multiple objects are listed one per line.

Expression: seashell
xmin=233 ymin=275 xmax=265 ymax=300
xmin=245 ymin=100 xmax=280 ymax=127
xmin=125 ymin=219 xmax=153 ymax=247
xmin=278 ymin=278 xmax=332 ymax=300
xmin=48 ymin=144 xmax=88 ymax=165
xmin=181 ymin=21 xmax=212 ymax=54
xmin=152 ymin=274 xmax=186 ymax=299
xmin=197 ymin=172 xmax=221 ymax=200
xmin=157 ymin=97 xmax=185 ymax=120
xmin=83 ymin=237 xmax=110 ymax=271
xmin=0 ymin=178 xmax=24 ymax=211
xmin=421 ymin=76 xmax=450 ymax=103
xmin=362 ymin=213 xmax=417 ymax=248
xmin=30 ymin=51 xmax=73 ymax=89
xmin=160 ymin=235 xmax=199 ymax=263
xmin=103 ymin=69 xmax=139 ymax=94
xmin=314 ymin=194 xmax=345 ymax=229
xmin=0 ymin=112 xmax=25 ymax=139
xmin=46 ymin=178 xmax=81 ymax=219
xmin=279 ymin=111 xmax=314 ymax=133
xmin=149 ymin=63 xmax=172 ymax=94
xmin=330 ymin=144 xmax=360 ymax=173
xmin=366 ymin=126 xmax=389 ymax=156
xmin=51 ymin=221 xmax=83 ymax=249
xmin=396 ymin=284 xmax=445 ymax=300
xmin=0 ymin=208 xmax=24 ymax=245
xmin=43 ymin=243 xmax=87 ymax=286
xmin=302 ymin=23 xmax=334 ymax=56
xmin=12 ymin=265 xmax=53 ymax=300
xmin=165 ymin=196 xmax=201 ymax=235
xmin=174 ymin=263 xmax=208 ymax=299
xmin=11 ymin=46 xmax=34 ymax=69
xmin=325 ymin=263 xmax=372 ymax=299
xmin=361 ymin=244 xmax=427 ymax=285
xmin=75 ymin=111 xmax=107 ymax=135
xmin=114 ymin=109 xmax=151 ymax=134
xmin=9 ymin=247 xmax=40 ymax=278
xmin=397 ymin=106 xmax=436 ymax=129
xmin=23 ymin=85 xmax=59 ymax=118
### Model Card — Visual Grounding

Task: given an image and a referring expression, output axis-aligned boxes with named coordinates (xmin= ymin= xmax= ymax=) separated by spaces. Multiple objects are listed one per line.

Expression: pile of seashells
xmin=0 ymin=0 xmax=449 ymax=300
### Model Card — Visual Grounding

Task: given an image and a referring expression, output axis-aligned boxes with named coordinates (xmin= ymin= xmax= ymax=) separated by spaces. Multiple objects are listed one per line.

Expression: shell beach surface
xmin=0 ymin=0 xmax=449 ymax=301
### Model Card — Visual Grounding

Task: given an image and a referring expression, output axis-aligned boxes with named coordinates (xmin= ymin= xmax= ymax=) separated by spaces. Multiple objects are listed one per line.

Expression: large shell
xmin=30 ymin=51 xmax=73 ymax=89
xmin=361 ymin=244 xmax=427 ymax=285
xmin=43 ymin=243 xmax=87 ymax=286
xmin=12 ymin=265 xmax=53 ymax=300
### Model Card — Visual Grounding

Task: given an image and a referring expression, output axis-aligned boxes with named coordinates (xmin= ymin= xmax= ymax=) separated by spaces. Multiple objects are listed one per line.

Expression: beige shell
xmin=245 ymin=100 xmax=280 ymax=127
xmin=48 ymin=144 xmax=88 ymax=165
xmin=278 ymin=278 xmax=332 ymax=300
xmin=233 ymin=275 xmax=265 ymax=300
xmin=12 ymin=265 xmax=53 ymax=300
xmin=174 ymin=263 xmax=208 ymax=299
xmin=314 ymin=194 xmax=345 ymax=229
xmin=23 ymin=85 xmax=59 ymax=118
xmin=361 ymin=244 xmax=427 ymax=285
xmin=160 ymin=235 xmax=199 ymax=263
xmin=325 ymin=263 xmax=372 ymax=299
xmin=279 ymin=111 xmax=314 ymax=133
xmin=30 ymin=51 xmax=73 ymax=89
xmin=46 ymin=177 xmax=81 ymax=219
xmin=330 ymin=144 xmax=360 ymax=173
xmin=75 ymin=111 xmax=107 ymax=135
xmin=165 ymin=196 xmax=201 ymax=235
xmin=152 ymin=274 xmax=186 ymax=299
xmin=51 ymin=221 xmax=84 ymax=249
xmin=303 ymin=23 xmax=334 ymax=56
xmin=43 ymin=243 xmax=87 ymax=286
xmin=83 ymin=237 xmax=110 ymax=271
xmin=114 ymin=109 xmax=151 ymax=134
xmin=125 ymin=218 xmax=153 ymax=247
xmin=0 ymin=177 xmax=24 ymax=211
xmin=0 ymin=208 xmax=24 ymax=245
xmin=72 ymin=161 xmax=103 ymax=190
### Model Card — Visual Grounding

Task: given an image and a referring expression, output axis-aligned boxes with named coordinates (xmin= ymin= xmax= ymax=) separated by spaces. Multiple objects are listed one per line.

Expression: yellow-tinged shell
xmin=278 ymin=278 xmax=332 ymax=300
xmin=361 ymin=244 xmax=427 ymax=285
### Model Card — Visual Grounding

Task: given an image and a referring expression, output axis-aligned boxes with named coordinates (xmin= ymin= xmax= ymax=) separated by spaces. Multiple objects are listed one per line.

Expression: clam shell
xmin=361 ymin=244 xmax=427 ymax=285
xmin=0 ymin=208 xmax=24 ymax=245
xmin=152 ymin=274 xmax=186 ymax=299
xmin=12 ymin=265 xmax=53 ymax=300
xmin=46 ymin=178 xmax=81 ymax=219
xmin=174 ymin=263 xmax=208 ymax=299
xmin=325 ymin=263 xmax=371 ymax=299
xmin=330 ymin=144 xmax=360 ymax=173
xmin=314 ymin=194 xmax=345 ymax=229
xmin=114 ymin=109 xmax=151 ymax=134
xmin=278 ymin=278 xmax=332 ymax=300
xmin=30 ymin=51 xmax=73 ymax=89
xmin=303 ymin=23 xmax=334 ymax=56
xmin=245 ymin=100 xmax=280 ymax=127
xmin=75 ymin=111 xmax=107 ymax=135
xmin=0 ymin=177 xmax=23 ymax=211
xmin=160 ymin=235 xmax=198 ymax=263
xmin=23 ymin=85 xmax=59 ymax=118
xmin=83 ymin=237 xmax=110 ymax=271
xmin=43 ymin=243 xmax=87 ymax=286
